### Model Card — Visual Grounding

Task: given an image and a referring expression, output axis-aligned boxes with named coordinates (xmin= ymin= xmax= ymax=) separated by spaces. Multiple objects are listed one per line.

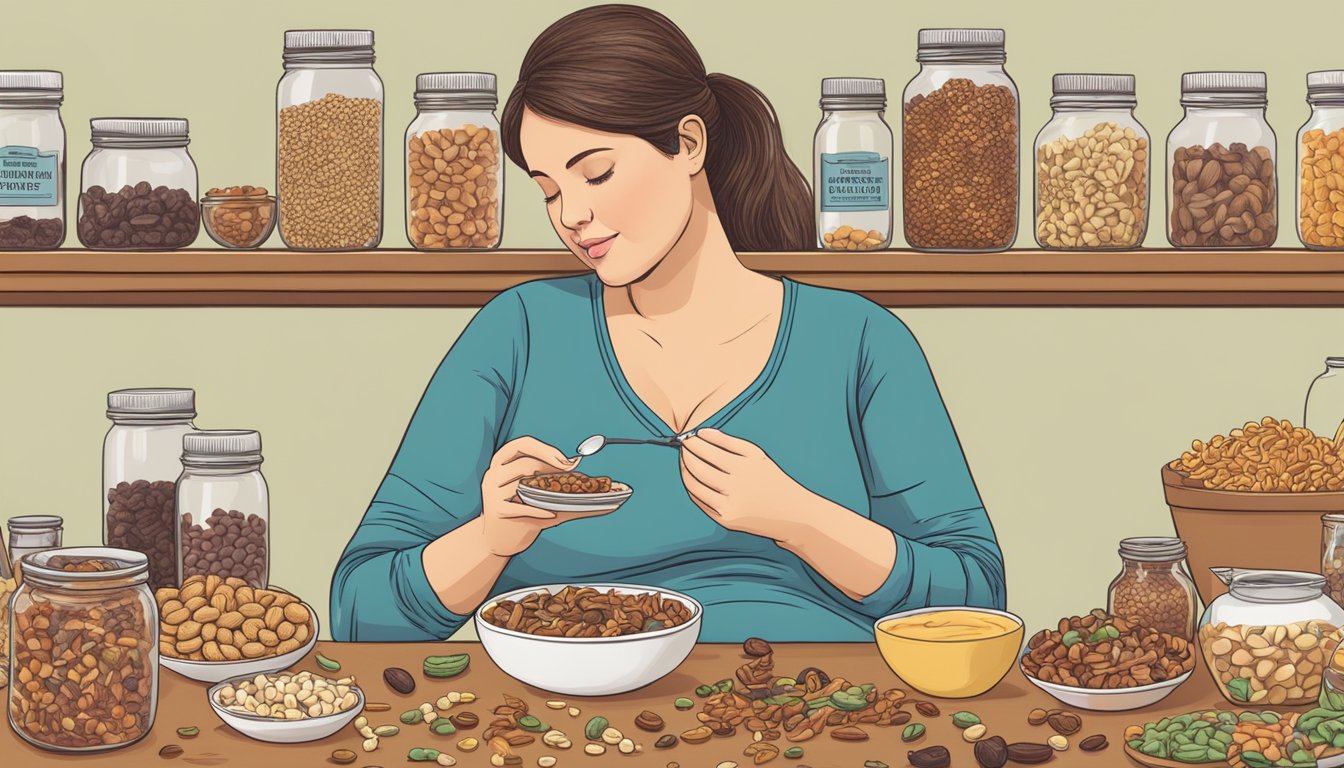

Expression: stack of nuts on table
xmin=1299 ymin=125 xmax=1344 ymax=248
xmin=1168 ymin=417 xmax=1344 ymax=492
xmin=1036 ymin=122 xmax=1148 ymax=249
xmin=156 ymin=574 xmax=312 ymax=661
xmin=1169 ymin=143 xmax=1277 ymax=248
xmin=1199 ymin=618 xmax=1342 ymax=705
xmin=1021 ymin=609 xmax=1196 ymax=688
xmin=407 ymin=124 xmax=500 ymax=249
xmin=821 ymin=224 xmax=886 ymax=251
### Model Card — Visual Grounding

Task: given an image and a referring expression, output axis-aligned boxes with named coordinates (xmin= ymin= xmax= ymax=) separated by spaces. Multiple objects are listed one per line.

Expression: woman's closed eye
xmin=543 ymin=168 xmax=615 ymax=204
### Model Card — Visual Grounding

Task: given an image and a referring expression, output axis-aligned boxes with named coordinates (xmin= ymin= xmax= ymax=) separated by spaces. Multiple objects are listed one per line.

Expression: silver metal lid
xmin=6 ymin=515 xmax=63 ymax=531
xmin=284 ymin=29 xmax=373 ymax=50
xmin=1327 ymin=356 xmax=1344 ymax=368
xmin=1308 ymin=71 xmax=1344 ymax=103
xmin=822 ymin=77 xmax=885 ymax=97
xmin=19 ymin=547 xmax=148 ymax=589
xmin=107 ymin=387 xmax=196 ymax=419
xmin=1212 ymin=567 xmax=1326 ymax=603
xmin=417 ymin=72 xmax=496 ymax=94
xmin=183 ymin=429 xmax=263 ymax=464
xmin=1180 ymin=72 xmax=1267 ymax=107
xmin=916 ymin=28 xmax=1006 ymax=64
xmin=90 ymin=118 xmax=190 ymax=148
xmin=0 ymin=70 xmax=61 ymax=91
xmin=1118 ymin=536 xmax=1186 ymax=562
xmin=1053 ymin=74 xmax=1135 ymax=96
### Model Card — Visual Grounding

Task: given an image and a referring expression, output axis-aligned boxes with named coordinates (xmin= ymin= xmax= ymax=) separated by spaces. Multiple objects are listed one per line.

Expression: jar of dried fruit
xmin=901 ymin=28 xmax=1018 ymax=252
xmin=8 ymin=547 xmax=158 ymax=752
xmin=77 ymin=118 xmax=200 ymax=250
xmin=1106 ymin=537 xmax=1197 ymax=640
xmin=1298 ymin=71 xmax=1344 ymax=249
xmin=176 ymin=430 xmax=269 ymax=588
xmin=813 ymin=77 xmax=892 ymax=251
xmin=103 ymin=388 xmax=196 ymax=593
xmin=406 ymin=72 xmax=502 ymax=250
xmin=1197 ymin=568 xmax=1344 ymax=706
xmin=1034 ymin=74 xmax=1150 ymax=250
xmin=0 ymin=70 xmax=66 ymax=250
xmin=276 ymin=29 xmax=384 ymax=251
xmin=1166 ymin=72 xmax=1277 ymax=249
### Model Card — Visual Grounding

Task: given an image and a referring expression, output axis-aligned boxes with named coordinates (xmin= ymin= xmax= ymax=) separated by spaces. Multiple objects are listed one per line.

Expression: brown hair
xmin=500 ymin=4 xmax=814 ymax=252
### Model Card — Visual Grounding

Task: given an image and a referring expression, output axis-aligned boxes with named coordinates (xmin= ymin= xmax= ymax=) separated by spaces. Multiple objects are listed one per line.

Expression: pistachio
xmin=902 ymin=723 xmax=926 ymax=742
xmin=316 ymin=653 xmax=341 ymax=671
xmin=674 ymin=698 xmax=695 ymax=710
xmin=584 ymin=717 xmax=608 ymax=741
xmin=952 ymin=711 xmax=982 ymax=729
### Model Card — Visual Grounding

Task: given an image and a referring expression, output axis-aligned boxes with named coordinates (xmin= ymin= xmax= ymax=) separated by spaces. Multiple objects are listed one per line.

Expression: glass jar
xmin=1306 ymin=357 xmax=1344 ymax=442
xmin=1325 ymin=515 xmax=1344 ymax=610
xmin=277 ymin=29 xmax=383 ymax=251
xmin=406 ymin=72 xmax=502 ymax=250
xmin=814 ymin=77 xmax=892 ymax=251
xmin=8 ymin=547 xmax=158 ymax=752
xmin=1198 ymin=568 xmax=1344 ymax=706
xmin=902 ymin=28 xmax=1018 ymax=252
xmin=1167 ymin=72 xmax=1277 ymax=249
xmin=1107 ymin=537 xmax=1197 ymax=640
xmin=77 ymin=118 xmax=199 ymax=250
xmin=1034 ymin=74 xmax=1150 ymax=250
xmin=1299 ymin=71 xmax=1344 ymax=249
xmin=104 ymin=388 xmax=196 ymax=592
xmin=176 ymin=430 xmax=269 ymax=588
xmin=0 ymin=71 xmax=65 ymax=249
xmin=7 ymin=515 xmax=63 ymax=577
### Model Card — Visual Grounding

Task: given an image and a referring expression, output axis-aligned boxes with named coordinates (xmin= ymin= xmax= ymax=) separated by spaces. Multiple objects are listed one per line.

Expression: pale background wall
xmin=0 ymin=0 xmax=1334 ymax=639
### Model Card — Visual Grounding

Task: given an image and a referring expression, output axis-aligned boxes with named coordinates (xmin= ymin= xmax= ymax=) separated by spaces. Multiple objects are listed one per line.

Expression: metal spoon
xmin=575 ymin=431 xmax=696 ymax=458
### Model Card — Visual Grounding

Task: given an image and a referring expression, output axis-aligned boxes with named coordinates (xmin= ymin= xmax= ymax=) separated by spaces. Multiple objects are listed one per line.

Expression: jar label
xmin=0 ymin=146 xmax=59 ymax=206
xmin=820 ymin=151 xmax=889 ymax=212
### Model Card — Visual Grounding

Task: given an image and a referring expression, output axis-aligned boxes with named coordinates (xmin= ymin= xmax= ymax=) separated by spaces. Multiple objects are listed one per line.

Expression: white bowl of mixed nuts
xmin=207 ymin=669 xmax=364 ymax=743
xmin=475 ymin=583 xmax=701 ymax=696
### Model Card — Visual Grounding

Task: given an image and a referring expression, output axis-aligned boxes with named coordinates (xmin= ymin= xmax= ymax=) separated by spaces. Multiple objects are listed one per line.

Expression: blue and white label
xmin=0 ymin=146 xmax=59 ymax=206
xmin=820 ymin=151 xmax=889 ymax=212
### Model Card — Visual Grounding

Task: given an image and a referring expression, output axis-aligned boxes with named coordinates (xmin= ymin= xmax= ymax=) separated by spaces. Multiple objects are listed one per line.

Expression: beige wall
xmin=2 ymin=0 xmax=1339 ymax=639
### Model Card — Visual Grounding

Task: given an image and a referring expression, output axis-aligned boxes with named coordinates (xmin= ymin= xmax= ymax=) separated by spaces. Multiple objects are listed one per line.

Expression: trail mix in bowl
xmin=1023 ymin=609 xmax=1195 ymax=688
xmin=520 ymin=472 xmax=616 ymax=494
xmin=481 ymin=586 xmax=692 ymax=637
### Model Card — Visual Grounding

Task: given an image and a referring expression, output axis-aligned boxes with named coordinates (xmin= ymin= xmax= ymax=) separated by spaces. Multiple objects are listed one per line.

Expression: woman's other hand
xmin=482 ymin=436 xmax=608 ymax=556
xmin=679 ymin=428 xmax=808 ymax=541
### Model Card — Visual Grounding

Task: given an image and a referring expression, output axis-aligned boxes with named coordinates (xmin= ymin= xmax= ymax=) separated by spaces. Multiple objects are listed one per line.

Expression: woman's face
xmin=521 ymin=108 xmax=698 ymax=286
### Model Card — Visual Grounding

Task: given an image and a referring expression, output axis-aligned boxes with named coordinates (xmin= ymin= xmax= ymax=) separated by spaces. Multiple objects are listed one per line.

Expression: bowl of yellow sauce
xmin=874 ymin=607 xmax=1025 ymax=698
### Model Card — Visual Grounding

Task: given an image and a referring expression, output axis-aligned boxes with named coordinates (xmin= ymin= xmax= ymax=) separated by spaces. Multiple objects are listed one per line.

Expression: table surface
xmin=0 ymin=642 xmax=1257 ymax=766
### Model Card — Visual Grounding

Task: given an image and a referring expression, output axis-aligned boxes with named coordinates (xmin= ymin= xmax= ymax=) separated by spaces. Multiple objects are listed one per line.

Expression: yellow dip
xmin=878 ymin=610 xmax=1019 ymax=642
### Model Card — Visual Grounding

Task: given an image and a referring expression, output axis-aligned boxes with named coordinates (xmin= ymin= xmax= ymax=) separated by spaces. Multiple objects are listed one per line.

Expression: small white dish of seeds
xmin=207 ymin=669 xmax=364 ymax=743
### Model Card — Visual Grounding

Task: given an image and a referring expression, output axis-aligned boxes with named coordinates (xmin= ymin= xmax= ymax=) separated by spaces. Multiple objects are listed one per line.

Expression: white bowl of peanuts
xmin=207 ymin=669 xmax=364 ymax=743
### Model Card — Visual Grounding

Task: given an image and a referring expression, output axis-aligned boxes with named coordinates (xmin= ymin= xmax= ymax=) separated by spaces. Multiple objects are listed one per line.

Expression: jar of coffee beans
xmin=902 ymin=28 xmax=1019 ymax=252
xmin=176 ymin=430 xmax=269 ymax=588
xmin=77 ymin=118 xmax=200 ymax=250
xmin=0 ymin=71 xmax=66 ymax=250
xmin=103 ymin=389 xmax=196 ymax=592
xmin=813 ymin=77 xmax=892 ymax=251
xmin=8 ymin=547 xmax=158 ymax=753
xmin=1107 ymin=537 xmax=1197 ymax=640
xmin=1166 ymin=72 xmax=1277 ymax=249
xmin=277 ymin=29 xmax=384 ymax=251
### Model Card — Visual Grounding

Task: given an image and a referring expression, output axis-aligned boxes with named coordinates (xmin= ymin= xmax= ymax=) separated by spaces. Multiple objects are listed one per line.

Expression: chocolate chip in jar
xmin=77 ymin=183 xmax=200 ymax=250
xmin=107 ymin=479 xmax=179 ymax=592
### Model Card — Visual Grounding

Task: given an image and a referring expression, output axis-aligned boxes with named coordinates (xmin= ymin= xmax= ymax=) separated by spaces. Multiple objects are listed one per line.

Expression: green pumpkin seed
xmin=783 ymin=747 xmax=803 ymax=759
xmin=408 ymin=747 xmax=441 ymax=761
xmin=422 ymin=653 xmax=470 ymax=679
xmin=951 ymin=711 xmax=980 ymax=729
xmin=902 ymin=724 xmax=925 ymax=742
xmin=674 ymin=698 xmax=695 ymax=710
xmin=585 ymin=717 xmax=609 ymax=741
xmin=315 ymin=653 xmax=341 ymax=671
xmin=430 ymin=719 xmax=457 ymax=736
xmin=1226 ymin=678 xmax=1252 ymax=702
xmin=176 ymin=726 xmax=199 ymax=738
xmin=694 ymin=685 xmax=714 ymax=697
xmin=401 ymin=709 xmax=424 ymax=725
xmin=517 ymin=715 xmax=548 ymax=733
xmin=715 ymin=679 xmax=733 ymax=693
xmin=1061 ymin=630 xmax=1082 ymax=647
xmin=827 ymin=691 xmax=867 ymax=711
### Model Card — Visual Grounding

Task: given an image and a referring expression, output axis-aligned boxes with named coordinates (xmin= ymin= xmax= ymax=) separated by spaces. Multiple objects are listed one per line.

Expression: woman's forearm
xmin=422 ymin=517 xmax=514 ymax=615
xmin=772 ymin=492 xmax=897 ymax=602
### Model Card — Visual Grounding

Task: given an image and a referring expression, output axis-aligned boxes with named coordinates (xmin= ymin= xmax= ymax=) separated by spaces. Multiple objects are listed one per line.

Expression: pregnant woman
xmin=331 ymin=4 xmax=1005 ymax=642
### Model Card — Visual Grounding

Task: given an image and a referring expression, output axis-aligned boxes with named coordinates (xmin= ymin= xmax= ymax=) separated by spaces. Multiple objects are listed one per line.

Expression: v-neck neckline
xmin=590 ymin=273 xmax=798 ymax=439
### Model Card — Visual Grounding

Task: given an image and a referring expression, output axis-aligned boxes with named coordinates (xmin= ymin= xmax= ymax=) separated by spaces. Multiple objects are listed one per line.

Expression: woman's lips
xmin=581 ymin=235 xmax=616 ymax=259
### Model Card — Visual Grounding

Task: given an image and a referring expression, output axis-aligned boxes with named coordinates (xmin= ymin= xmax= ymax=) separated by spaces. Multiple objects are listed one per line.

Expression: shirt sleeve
xmin=834 ymin=308 xmax=1007 ymax=619
xmin=329 ymin=289 xmax=528 ymax=641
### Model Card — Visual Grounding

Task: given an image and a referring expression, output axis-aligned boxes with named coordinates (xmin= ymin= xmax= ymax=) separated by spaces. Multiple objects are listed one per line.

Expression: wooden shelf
xmin=4 ymin=248 xmax=1344 ymax=307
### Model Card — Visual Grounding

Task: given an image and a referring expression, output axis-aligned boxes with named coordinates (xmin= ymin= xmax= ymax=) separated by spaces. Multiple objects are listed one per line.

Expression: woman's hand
xmin=481 ymin=437 xmax=609 ymax=557
xmin=678 ymin=428 xmax=808 ymax=542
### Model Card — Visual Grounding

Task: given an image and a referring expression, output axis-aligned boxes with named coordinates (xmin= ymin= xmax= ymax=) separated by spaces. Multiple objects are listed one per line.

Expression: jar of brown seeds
xmin=1107 ymin=537 xmax=1198 ymax=640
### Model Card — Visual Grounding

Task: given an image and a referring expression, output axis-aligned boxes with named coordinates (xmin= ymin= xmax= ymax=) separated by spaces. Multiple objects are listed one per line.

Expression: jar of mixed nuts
xmin=406 ymin=72 xmax=502 ymax=250
xmin=1167 ymin=72 xmax=1277 ymax=249
xmin=8 ymin=547 xmax=158 ymax=753
xmin=813 ymin=77 xmax=892 ymax=251
xmin=1297 ymin=71 xmax=1344 ymax=250
xmin=1106 ymin=537 xmax=1196 ymax=640
xmin=104 ymin=388 xmax=196 ymax=592
xmin=77 ymin=118 xmax=200 ymax=250
xmin=276 ymin=29 xmax=384 ymax=251
xmin=902 ymin=28 xmax=1018 ymax=252
xmin=1034 ymin=74 xmax=1150 ymax=250
xmin=176 ymin=430 xmax=269 ymax=588
xmin=0 ymin=70 xmax=66 ymax=249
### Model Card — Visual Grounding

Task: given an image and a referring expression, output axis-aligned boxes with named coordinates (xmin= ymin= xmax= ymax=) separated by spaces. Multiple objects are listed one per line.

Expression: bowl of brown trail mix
xmin=516 ymin=471 xmax=633 ymax=514
xmin=475 ymin=584 xmax=701 ymax=695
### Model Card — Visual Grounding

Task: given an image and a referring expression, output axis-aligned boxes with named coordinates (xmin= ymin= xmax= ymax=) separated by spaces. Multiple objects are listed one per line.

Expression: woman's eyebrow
xmin=529 ymin=147 xmax=613 ymax=178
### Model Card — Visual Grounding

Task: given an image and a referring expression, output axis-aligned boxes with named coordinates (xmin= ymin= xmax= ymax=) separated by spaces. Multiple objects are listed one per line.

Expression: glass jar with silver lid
xmin=813 ymin=77 xmax=892 ymax=251
xmin=77 ymin=118 xmax=199 ymax=250
xmin=0 ymin=70 xmax=65 ymax=249
xmin=176 ymin=430 xmax=270 ymax=588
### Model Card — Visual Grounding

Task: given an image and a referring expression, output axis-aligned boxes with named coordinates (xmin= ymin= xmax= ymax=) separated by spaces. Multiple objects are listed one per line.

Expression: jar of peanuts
xmin=901 ymin=28 xmax=1019 ymax=252
xmin=8 ymin=547 xmax=158 ymax=752
xmin=405 ymin=72 xmax=501 ymax=250
xmin=813 ymin=78 xmax=892 ymax=251
xmin=1297 ymin=71 xmax=1344 ymax=249
xmin=1106 ymin=537 xmax=1197 ymax=640
xmin=1033 ymin=74 xmax=1150 ymax=250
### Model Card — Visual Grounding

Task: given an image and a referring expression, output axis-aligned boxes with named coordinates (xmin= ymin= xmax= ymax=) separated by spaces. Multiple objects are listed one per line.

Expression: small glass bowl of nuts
xmin=201 ymin=185 xmax=277 ymax=249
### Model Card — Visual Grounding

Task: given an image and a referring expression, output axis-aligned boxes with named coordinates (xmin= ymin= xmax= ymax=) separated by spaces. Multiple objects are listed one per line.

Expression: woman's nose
xmin=559 ymin=198 xmax=592 ymax=232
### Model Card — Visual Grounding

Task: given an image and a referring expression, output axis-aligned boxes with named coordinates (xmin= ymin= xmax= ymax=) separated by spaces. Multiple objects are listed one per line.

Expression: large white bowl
xmin=1019 ymin=649 xmax=1192 ymax=711
xmin=475 ymin=583 xmax=701 ymax=696
xmin=207 ymin=674 xmax=363 ymax=743
xmin=161 ymin=604 xmax=319 ymax=684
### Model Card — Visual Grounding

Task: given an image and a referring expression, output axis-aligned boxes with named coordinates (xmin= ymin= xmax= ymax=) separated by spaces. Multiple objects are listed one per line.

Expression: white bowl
xmin=160 ymin=604 xmax=320 ymax=683
xmin=206 ymin=674 xmax=363 ymax=743
xmin=1019 ymin=649 xmax=1192 ymax=711
xmin=516 ymin=483 xmax=633 ymax=514
xmin=475 ymin=583 xmax=701 ymax=696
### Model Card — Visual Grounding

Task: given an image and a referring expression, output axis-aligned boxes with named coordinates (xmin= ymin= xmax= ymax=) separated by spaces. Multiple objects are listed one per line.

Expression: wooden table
xmin=0 ymin=642 xmax=1257 ymax=766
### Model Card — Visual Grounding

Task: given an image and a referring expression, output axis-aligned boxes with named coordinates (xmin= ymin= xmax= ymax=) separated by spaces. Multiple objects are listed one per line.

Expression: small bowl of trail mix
xmin=475 ymin=584 xmax=701 ymax=695
xmin=515 ymin=471 xmax=633 ymax=514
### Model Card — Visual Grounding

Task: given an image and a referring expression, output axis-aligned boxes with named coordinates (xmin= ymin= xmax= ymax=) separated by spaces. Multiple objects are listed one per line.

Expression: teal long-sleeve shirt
xmin=331 ymin=273 xmax=1005 ymax=642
